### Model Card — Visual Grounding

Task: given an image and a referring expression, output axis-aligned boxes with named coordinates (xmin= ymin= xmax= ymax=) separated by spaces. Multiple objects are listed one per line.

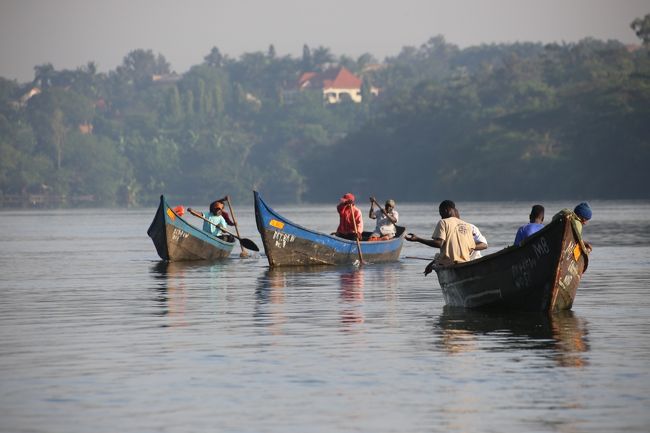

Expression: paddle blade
xmin=239 ymin=238 xmax=260 ymax=252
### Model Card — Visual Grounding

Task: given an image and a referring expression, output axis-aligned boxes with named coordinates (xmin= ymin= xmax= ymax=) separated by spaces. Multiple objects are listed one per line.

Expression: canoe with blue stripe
xmin=147 ymin=195 xmax=235 ymax=261
xmin=433 ymin=211 xmax=589 ymax=312
xmin=254 ymin=191 xmax=405 ymax=267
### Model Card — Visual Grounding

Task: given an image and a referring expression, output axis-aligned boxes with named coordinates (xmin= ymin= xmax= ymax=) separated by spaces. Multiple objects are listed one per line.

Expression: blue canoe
xmin=147 ymin=195 xmax=235 ymax=261
xmin=254 ymin=191 xmax=405 ymax=267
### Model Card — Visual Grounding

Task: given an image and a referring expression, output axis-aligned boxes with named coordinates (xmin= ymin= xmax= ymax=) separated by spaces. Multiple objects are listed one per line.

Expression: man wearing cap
xmin=573 ymin=202 xmax=592 ymax=234
xmin=553 ymin=202 xmax=593 ymax=252
xmin=335 ymin=193 xmax=364 ymax=241
xmin=368 ymin=197 xmax=399 ymax=241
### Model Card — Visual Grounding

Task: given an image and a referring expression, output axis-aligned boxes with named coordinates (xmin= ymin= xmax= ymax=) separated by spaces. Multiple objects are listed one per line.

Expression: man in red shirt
xmin=335 ymin=193 xmax=364 ymax=240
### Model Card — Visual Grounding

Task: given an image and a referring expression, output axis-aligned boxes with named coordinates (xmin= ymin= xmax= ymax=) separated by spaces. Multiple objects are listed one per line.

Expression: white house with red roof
xmin=296 ymin=66 xmax=378 ymax=104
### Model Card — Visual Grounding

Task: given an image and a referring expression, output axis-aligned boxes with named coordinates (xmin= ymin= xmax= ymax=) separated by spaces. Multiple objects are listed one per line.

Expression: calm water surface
xmin=1 ymin=200 xmax=649 ymax=433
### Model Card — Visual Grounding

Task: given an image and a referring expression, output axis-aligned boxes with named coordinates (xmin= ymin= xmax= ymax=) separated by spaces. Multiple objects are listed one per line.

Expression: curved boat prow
xmin=148 ymin=195 xmax=236 ymax=261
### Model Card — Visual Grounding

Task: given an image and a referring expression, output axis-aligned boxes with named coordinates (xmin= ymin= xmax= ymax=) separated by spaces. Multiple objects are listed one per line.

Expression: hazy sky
xmin=1 ymin=0 xmax=648 ymax=82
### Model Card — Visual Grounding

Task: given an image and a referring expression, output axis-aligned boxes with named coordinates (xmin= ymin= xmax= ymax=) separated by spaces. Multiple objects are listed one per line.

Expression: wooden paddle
xmin=223 ymin=195 xmax=249 ymax=258
xmin=349 ymin=204 xmax=365 ymax=265
xmin=188 ymin=208 xmax=260 ymax=252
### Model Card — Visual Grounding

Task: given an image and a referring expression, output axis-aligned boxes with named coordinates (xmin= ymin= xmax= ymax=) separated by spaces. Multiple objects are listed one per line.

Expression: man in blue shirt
xmin=514 ymin=204 xmax=545 ymax=246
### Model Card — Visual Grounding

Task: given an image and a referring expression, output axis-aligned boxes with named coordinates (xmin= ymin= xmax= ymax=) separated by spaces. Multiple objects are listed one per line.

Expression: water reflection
xmin=436 ymin=307 xmax=590 ymax=367
xmin=151 ymin=261 xmax=191 ymax=327
xmin=254 ymin=266 xmax=369 ymax=331
xmin=255 ymin=268 xmax=287 ymax=304
xmin=339 ymin=269 xmax=365 ymax=326
xmin=254 ymin=268 xmax=288 ymax=335
xmin=150 ymin=261 xmax=225 ymax=327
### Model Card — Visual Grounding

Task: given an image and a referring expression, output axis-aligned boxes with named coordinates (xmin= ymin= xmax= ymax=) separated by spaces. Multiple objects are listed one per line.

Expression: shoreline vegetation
xmin=1 ymin=16 xmax=649 ymax=208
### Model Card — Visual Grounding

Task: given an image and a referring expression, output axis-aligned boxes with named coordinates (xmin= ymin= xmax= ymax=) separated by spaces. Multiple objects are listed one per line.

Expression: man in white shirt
xmin=368 ymin=197 xmax=399 ymax=240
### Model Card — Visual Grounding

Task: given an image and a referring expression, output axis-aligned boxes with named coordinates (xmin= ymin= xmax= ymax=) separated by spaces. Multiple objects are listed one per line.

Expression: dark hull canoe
xmin=147 ymin=195 xmax=235 ymax=261
xmin=434 ymin=213 xmax=589 ymax=312
xmin=254 ymin=191 xmax=405 ymax=267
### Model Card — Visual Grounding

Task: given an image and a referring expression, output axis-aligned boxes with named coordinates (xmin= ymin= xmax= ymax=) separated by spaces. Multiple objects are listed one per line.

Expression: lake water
xmin=1 ymin=200 xmax=649 ymax=433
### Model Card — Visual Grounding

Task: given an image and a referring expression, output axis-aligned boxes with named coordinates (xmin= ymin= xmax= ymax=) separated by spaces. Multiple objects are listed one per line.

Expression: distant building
xmin=151 ymin=73 xmax=181 ymax=84
xmin=78 ymin=122 xmax=93 ymax=135
xmin=11 ymin=87 xmax=41 ymax=108
xmin=294 ymin=66 xmax=378 ymax=104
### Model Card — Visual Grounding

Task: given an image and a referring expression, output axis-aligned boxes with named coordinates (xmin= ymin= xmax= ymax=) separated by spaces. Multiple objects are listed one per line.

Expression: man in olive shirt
xmin=406 ymin=200 xmax=476 ymax=272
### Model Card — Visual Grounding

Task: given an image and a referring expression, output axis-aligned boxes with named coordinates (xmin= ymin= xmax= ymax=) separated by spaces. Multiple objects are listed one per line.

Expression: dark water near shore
xmin=1 ymin=200 xmax=649 ymax=433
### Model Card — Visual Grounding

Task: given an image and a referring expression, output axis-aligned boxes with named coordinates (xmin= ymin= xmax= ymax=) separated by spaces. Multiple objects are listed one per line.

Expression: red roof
xmin=298 ymin=67 xmax=362 ymax=90
xmin=298 ymin=72 xmax=319 ymax=89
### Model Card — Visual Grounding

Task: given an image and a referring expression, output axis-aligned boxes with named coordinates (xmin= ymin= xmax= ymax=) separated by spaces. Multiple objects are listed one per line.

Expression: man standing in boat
xmin=406 ymin=200 xmax=476 ymax=273
xmin=335 ymin=193 xmax=364 ymax=241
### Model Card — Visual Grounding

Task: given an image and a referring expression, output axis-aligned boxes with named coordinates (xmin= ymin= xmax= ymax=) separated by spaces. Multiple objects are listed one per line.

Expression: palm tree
xmin=33 ymin=63 xmax=56 ymax=88
xmin=312 ymin=46 xmax=334 ymax=71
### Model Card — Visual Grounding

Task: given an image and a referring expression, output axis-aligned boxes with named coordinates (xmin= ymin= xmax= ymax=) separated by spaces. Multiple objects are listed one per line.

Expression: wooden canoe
xmin=254 ymin=191 xmax=405 ymax=267
xmin=147 ymin=195 xmax=235 ymax=261
xmin=433 ymin=212 xmax=589 ymax=312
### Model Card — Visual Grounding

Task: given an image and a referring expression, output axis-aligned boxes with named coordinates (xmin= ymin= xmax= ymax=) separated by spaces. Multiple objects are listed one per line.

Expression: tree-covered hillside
xmin=1 ymin=15 xmax=649 ymax=207
xmin=307 ymin=36 xmax=650 ymax=201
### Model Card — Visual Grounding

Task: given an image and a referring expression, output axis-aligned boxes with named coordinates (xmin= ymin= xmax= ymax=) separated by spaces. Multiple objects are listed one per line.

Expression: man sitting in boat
xmin=514 ymin=204 xmax=545 ymax=246
xmin=452 ymin=208 xmax=488 ymax=259
xmin=368 ymin=197 xmax=399 ymax=241
xmin=334 ymin=193 xmax=364 ymax=241
xmin=214 ymin=197 xmax=236 ymax=227
xmin=201 ymin=201 xmax=229 ymax=239
xmin=405 ymin=200 xmax=476 ymax=272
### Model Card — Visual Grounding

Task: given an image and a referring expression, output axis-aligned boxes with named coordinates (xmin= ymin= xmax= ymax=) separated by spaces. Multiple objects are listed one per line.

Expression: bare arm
xmin=406 ymin=233 xmax=442 ymax=248
xmin=474 ymin=242 xmax=488 ymax=251
xmin=383 ymin=210 xmax=398 ymax=224
xmin=368 ymin=197 xmax=377 ymax=219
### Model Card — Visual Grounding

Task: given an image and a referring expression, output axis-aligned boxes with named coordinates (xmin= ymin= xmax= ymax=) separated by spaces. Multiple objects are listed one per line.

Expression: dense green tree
xmin=631 ymin=14 xmax=650 ymax=45
xmin=301 ymin=44 xmax=313 ymax=72
xmin=116 ymin=49 xmax=171 ymax=89
xmin=204 ymin=46 xmax=225 ymax=68
xmin=25 ymin=87 xmax=94 ymax=169
xmin=62 ymin=133 xmax=131 ymax=201
xmin=33 ymin=63 xmax=56 ymax=89
xmin=1 ymin=34 xmax=649 ymax=207
xmin=165 ymin=85 xmax=183 ymax=124
xmin=312 ymin=46 xmax=335 ymax=71
xmin=267 ymin=44 xmax=277 ymax=60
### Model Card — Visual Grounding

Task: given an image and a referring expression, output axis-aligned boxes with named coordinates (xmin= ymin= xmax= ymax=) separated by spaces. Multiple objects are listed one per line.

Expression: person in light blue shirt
xmin=202 ymin=200 xmax=227 ymax=237
xmin=514 ymin=204 xmax=545 ymax=246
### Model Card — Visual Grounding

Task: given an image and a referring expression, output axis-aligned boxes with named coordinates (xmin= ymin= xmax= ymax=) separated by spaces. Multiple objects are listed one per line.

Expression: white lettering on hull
xmin=512 ymin=237 xmax=550 ymax=289
xmin=272 ymin=230 xmax=296 ymax=248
